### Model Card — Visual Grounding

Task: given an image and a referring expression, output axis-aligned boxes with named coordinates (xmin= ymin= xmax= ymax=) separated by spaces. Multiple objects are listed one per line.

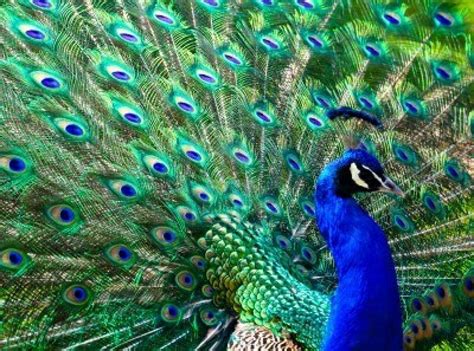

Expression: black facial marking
xmin=335 ymin=163 xmax=385 ymax=197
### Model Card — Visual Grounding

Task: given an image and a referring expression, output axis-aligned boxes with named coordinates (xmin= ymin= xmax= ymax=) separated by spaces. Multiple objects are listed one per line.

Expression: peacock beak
xmin=378 ymin=176 xmax=404 ymax=197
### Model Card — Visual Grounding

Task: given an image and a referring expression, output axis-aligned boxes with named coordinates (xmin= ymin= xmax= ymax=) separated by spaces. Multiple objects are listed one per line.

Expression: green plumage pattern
xmin=0 ymin=0 xmax=473 ymax=349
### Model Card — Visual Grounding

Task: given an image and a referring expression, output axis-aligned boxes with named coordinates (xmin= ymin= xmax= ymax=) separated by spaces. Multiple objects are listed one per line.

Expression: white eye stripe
xmin=350 ymin=163 xmax=369 ymax=189
xmin=361 ymin=164 xmax=388 ymax=189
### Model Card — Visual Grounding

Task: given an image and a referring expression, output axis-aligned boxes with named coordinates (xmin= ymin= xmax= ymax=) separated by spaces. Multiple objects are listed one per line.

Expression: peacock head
xmin=333 ymin=148 xmax=404 ymax=198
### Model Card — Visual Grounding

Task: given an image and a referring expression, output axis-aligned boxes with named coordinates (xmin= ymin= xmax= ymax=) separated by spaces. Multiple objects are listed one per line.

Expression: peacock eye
xmin=191 ymin=256 xmax=206 ymax=270
xmin=63 ymin=284 xmax=91 ymax=306
xmin=46 ymin=205 xmax=77 ymax=226
xmin=104 ymin=244 xmax=135 ymax=267
xmin=161 ymin=304 xmax=181 ymax=323
xmin=175 ymin=271 xmax=197 ymax=291
xmin=200 ymin=308 xmax=219 ymax=326
xmin=0 ymin=248 xmax=30 ymax=272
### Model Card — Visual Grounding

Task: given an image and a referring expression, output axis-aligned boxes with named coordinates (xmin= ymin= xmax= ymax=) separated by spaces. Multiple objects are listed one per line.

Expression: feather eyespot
xmin=47 ymin=205 xmax=77 ymax=226
xmin=463 ymin=276 xmax=474 ymax=297
xmin=301 ymin=246 xmax=316 ymax=264
xmin=107 ymin=180 xmax=139 ymax=200
xmin=104 ymin=244 xmax=135 ymax=267
xmin=275 ymin=235 xmax=291 ymax=250
xmin=175 ymin=271 xmax=197 ymax=291
xmin=200 ymin=308 xmax=219 ymax=326
xmin=161 ymin=304 xmax=181 ymax=322
xmin=150 ymin=226 xmax=181 ymax=248
xmin=295 ymin=0 xmax=315 ymax=10
xmin=434 ymin=12 xmax=454 ymax=27
xmin=0 ymin=155 xmax=29 ymax=175
xmin=63 ymin=284 xmax=91 ymax=306
xmin=177 ymin=206 xmax=198 ymax=223
xmin=0 ymin=248 xmax=30 ymax=272
xmin=17 ymin=24 xmax=48 ymax=41
xmin=383 ymin=12 xmax=401 ymax=25
xmin=30 ymin=71 xmax=64 ymax=91
xmin=191 ymin=256 xmax=206 ymax=270
xmin=31 ymin=0 xmax=53 ymax=9
xmin=53 ymin=118 xmax=90 ymax=141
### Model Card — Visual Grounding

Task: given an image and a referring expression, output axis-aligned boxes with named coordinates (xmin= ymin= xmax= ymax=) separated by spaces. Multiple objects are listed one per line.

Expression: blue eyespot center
xmin=395 ymin=216 xmax=406 ymax=228
xmin=436 ymin=286 xmax=446 ymax=298
xmin=199 ymin=193 xmax=209 ymax=200
xmin=155 ymin=14 xmax=174 ymax=25
xmin=204 ymin=0 xmax=218 ymax=6
xmin=411 ymin=324 xmax=419 ymax=334
xmin=397 ymin=149 xmax=408 ymax=161
xmin=124 ymin=112 xmax=141 ymax=123
xmin=177 ymin=101 xmax=194 ymax=112
xmin=60 ymin=208 xmax=75 ymax=222
xmin=288 ymin=158 xmax=301 ymax=170
xmin=256 ymin=111 xmax=270 ymax=122
xmin=316 ymin=97 xmax=330 ymax=108
xmin=9 ymin=157 xmax=26 ymax=172
xmin=223 ymin=53 xmax=241 ymax=65
xmin=296 ymin=0 xmax=314 ymax=9
xmin=404 ymin=101 xmax=419 ymax=114
xmin=65 ymin=124 xmax=84 ymax=136
xmin=112 ymin=71 xmax=130 ymax=81
xmin=186 ymin=150 xmax=201 ymax=161
xmin=266 ymin=202 xmax=278 ymax=213
xmin=41 ymin=77 xmax=60 ymax=88
xmin=167 ymin=305 xmax=178 ymax=317
xmin=446 ymin=165 xmax=459 ymax=178
xmin=465 ymin=278 xmax=474 ymax=291
xmin=262 ymin=38 xmax=279 ymax=49
xmin=308 ymin=35 xmax=323 ymax=48
xmin=73 ymin=287 xmax=87 ymax=301
xmin=118 ymin=246 xmax=132 ymax=261
xmin=32 ymin=0 xmax=52 ymax=8
xmin=120 ymin=184 xmax=137 ymax=197
xmin=163 ymin=231 xmax=175 ymax=242
xmin=153 ymin=162 xmax=168 ymax=173
xmin=184 ymin=212 xmax=195 ymax=221
xmin=198 ymin=73 xmax=216 ymax=83
xmin=26 ymin=29 xmax=45 ymax=40
xmin=309 ymin=117 xmax=322 ymax=126
xmin=119 ymin=33 xmax=138 ymax=42
xmin=412 ymin=299 xmax=422 ymax=311
xmin=435 ymin=67 xmax=450 ymax=80
xmin=435 ymin=12 xmax=453 ymax=26
xmin=234 ymin=152 xmax=250 ymax=163
xmin=303 ymin=204 xmax=315 ymax=216
xmin=9 ymin=251 xmax=23 ymax=265
xmin=365 ymin=44 xmax=380 ymax=57
xmin=232 ymin=199 xmax=243 ymax=207
xmin=359 ymin=97 xmax=374 ymax=109
xmin=383 ymin=13 xmax=400 ymax=25
xmin=425 ymin=197 xmax=436 ymax=210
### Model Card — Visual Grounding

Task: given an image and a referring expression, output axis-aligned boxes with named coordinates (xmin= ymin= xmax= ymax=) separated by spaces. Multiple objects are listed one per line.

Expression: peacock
xmin=0 ymin=0 xmax=473 ymax=350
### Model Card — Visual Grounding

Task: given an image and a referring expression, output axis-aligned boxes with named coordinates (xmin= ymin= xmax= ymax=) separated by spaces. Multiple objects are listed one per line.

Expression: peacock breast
xmin=202 ymin=213 xmax=330 ymax=350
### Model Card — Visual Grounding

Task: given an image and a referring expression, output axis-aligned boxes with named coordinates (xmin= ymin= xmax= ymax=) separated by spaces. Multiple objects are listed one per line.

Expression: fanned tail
xmin=0 ymin=0 xmax=473 ymax=350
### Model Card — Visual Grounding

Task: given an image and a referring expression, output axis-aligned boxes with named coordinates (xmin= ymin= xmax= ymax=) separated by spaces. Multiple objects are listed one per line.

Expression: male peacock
xmin=0 ymin=0 xmax=473 ymax=350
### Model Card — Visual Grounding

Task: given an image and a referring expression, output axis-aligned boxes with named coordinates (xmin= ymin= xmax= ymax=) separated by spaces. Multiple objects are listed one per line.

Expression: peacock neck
xmin=315 ymin=165 xmax=403 ymax=350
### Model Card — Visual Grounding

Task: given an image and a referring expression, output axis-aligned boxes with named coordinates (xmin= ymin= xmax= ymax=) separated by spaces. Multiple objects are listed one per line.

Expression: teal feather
xmin=0 ymin=0 xmax=472 ymax=350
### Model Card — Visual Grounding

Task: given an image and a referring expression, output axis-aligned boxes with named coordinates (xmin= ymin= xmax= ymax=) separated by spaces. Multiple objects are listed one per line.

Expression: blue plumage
xmin=316 ymin=149 xmax=403 ymax=350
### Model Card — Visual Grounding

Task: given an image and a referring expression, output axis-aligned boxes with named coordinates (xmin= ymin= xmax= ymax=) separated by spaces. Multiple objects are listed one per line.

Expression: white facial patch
xmin=350 ymin=163 xmax=369 ymax=189
xmin=362 ymin=165 xmax=388 ymax=189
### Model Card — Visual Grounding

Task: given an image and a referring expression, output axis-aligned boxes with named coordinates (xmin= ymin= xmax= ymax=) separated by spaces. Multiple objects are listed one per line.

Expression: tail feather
xmin=0 ymin=0 xmax=473 ymax=349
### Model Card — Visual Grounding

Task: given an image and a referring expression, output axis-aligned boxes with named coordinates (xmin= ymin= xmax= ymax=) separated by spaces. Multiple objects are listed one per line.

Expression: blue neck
xmin=315 ymin=161 xmax=402 ymax=351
